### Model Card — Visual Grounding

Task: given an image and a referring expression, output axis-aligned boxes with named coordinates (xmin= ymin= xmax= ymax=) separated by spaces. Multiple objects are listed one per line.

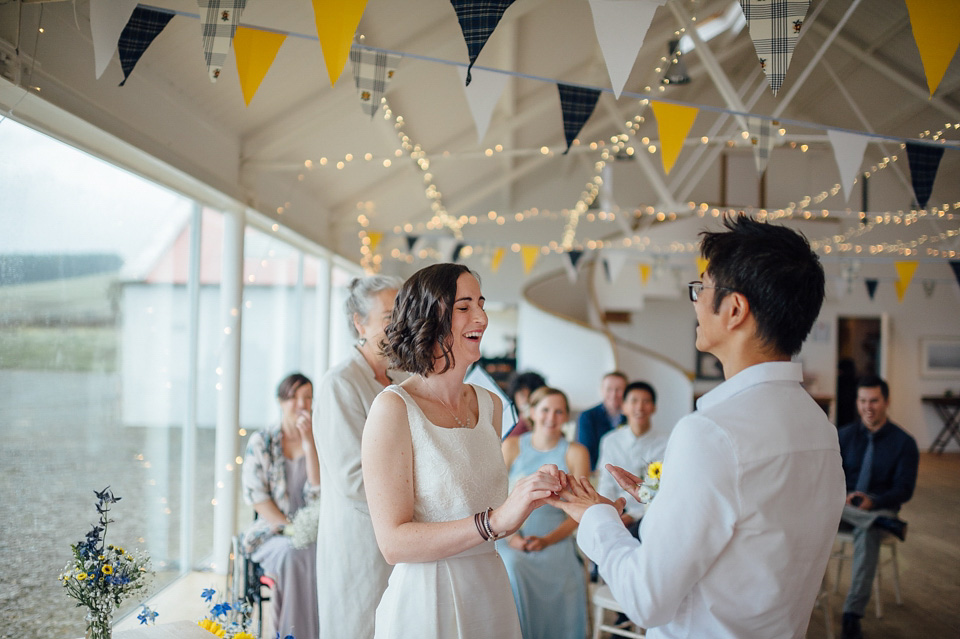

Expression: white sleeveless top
xmin=373 ymin=383 xmax=523 ymax=639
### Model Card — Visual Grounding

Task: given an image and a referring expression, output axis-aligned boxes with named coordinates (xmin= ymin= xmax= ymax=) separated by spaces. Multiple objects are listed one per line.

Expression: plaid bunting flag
xmin=350 ymin=46 xmax=401 ymax=118
xmin=739 ymin=0 xmax=810 ymax=95
xmin=905 ymin=141 xmax=944 ymax=208
xmin=117 ymin=7 xmax=174 ymax=86
xmin=450 ymin=0 xmax=517 ymax=85
xmin=197 ymin=0 xmax=247 ymax=82
xmin=558 ymin=84 xmax=601 ymax=153
xmin=747 ymin=116 xmax=775 ymax=175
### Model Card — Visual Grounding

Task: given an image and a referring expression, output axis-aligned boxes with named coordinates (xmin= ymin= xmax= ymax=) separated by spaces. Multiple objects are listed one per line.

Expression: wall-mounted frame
xmin=920 ymin=337 xmax=960 ymax=378
xmin=695 ymin=349 xmax=724 ymax=380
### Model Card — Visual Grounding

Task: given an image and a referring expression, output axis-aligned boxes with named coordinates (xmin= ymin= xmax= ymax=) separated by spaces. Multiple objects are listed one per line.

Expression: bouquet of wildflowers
xmin=638 ymin=460 xmax=663 ymax=505
xmin=197 ymin=587 xmax=257 ymax=639
xmin=59 ymin=487 xmax=155 ymax=639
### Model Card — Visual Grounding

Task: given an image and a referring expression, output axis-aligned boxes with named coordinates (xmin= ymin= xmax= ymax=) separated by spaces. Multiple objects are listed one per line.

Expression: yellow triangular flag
xmin=905 ymin=0 xmax=960 ymax=97
xmin=234 ymin=27 xmax=286 ymax=106
xmin=312 ymin=0 xmax=369 ymax=86
xmin=639 ymin=263 xmax=651 ymax=285
xmin=367 ymin=231 xmax=383 ymax=253
xmin=491 ymin=248 xmax=505 ymax=273
xmin=696 ymin=257 xmax=709 ymax=277
xmin=521 ymin=246 xmax=540 ymax=275
xmin=894 ymin=260 xmax=919 ymax=302
xmin=651 ymin=102 xmax=699 ymax=175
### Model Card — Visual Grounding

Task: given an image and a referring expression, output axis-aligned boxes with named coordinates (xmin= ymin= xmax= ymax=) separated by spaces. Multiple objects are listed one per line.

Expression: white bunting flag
xmin=588 ymin=0 xmax=667 ymax=99
xmin=457 ymin=66 xmax=509 ymax=144
xmin=827 ymin=129 xmax=870 ymax=202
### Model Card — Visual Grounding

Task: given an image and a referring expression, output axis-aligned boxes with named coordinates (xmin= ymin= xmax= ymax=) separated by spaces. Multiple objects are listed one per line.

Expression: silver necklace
xmin=419 ymin=375 xmax=471 ymax=428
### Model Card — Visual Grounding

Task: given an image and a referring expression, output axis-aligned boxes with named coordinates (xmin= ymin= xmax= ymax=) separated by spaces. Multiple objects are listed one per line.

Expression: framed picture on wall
xmin=696 ymin=349 xmax=724 ymax=380
xmin=920 ymin=337 xmax=960 ymax=377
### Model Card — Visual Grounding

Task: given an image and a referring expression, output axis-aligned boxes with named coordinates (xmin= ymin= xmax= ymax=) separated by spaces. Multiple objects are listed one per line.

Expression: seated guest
xmin=577 ymin=371 xmax=627 ymax=471
xmin=838 ymin=375 xmax=919 ymax=639
xmin=505 ymin=370 xmax=546 ymax=438
xmin=241 ymin=372 xmax=320 ymax=639
xmin=498 ymin=387 xmax=590 ymax=639
xmin=596 ymin=381 xmax=668 ymax=539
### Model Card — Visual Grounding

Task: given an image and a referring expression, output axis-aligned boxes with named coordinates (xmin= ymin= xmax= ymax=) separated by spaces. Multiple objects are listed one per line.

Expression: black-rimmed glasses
xmin=687 ymin=281 xmax=736 ymax=302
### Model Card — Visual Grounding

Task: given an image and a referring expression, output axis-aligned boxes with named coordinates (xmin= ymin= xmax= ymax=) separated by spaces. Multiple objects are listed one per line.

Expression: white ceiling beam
xmin=807 ymin=18 xmax=960 ymax=121
xmin=668 ymin=1 xmax=749 ymax=131
xmin=772 ymin=0 xmax=863 ymax=118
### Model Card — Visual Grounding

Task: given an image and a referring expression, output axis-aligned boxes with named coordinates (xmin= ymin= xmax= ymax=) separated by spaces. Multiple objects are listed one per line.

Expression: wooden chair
xmin=589 ymin=583 xmax=645 ymax=639
xmin=831 ymin=530 xmax=902 ymax=618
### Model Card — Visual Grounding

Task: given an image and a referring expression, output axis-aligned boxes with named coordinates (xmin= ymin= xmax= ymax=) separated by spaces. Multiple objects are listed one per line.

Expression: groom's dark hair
xmin=699 ymin=215 xmax=824 ymax=357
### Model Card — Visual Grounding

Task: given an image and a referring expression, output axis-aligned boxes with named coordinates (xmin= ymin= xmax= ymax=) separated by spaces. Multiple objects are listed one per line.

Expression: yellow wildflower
xmin=648 ymin=461 xmax=663 ymax=481
xmin=125 ymin=554 xmax=133 ymax=561
xmin=98 ymin=555 xmax=105 ymax=560
xmin=198 ymin=619 xmax=225 ymax=637
xmin=102 ymin=565 xmax=114 ymax=575
xmin=115 ymin=547 xmax=125 ymax=554
xmin=76 ymin=573 xmax=88 ymax=581
xmin=233 ymin=633 xmax=256 ymax=639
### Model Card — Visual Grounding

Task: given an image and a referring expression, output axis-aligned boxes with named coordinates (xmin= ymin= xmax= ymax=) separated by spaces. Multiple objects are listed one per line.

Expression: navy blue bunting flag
xmin=558 ymin=84 xmax=601 ymax=153
xmin=905 ymin=141 xmax=945 ymax=209
xmin=450 ymin=0 xmax=517 ymax=85
xmin=118 ymin=7 xmax=175 ymax=86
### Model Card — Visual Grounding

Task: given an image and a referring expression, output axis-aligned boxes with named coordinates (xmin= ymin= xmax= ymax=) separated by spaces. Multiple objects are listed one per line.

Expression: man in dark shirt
xmin=576 ymin=371 xmax=627 ymax=471
xmin=837 ymin=375 xmax=919 ymax=639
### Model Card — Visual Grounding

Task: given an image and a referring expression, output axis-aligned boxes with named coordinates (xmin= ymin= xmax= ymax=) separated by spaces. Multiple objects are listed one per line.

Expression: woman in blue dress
xmin=498 ymin=387 xmax=590 ymax=639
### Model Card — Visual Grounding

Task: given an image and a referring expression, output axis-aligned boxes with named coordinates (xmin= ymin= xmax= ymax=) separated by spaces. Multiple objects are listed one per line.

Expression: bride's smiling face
xmin=444 ymin=272 xmax=487 ymax=366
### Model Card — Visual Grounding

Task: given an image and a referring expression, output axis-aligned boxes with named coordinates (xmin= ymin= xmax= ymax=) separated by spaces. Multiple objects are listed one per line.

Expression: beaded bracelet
xmin=474 ymin=511 xmax=490 ymax=541
xmin=483 ymin=507 xmax=504 ymax=540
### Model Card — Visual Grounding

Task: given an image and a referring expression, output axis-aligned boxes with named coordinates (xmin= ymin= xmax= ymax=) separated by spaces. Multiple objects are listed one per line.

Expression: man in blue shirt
xmin=577 ymin=371 xmax=627 ymax=471
xmin=837 ymin=375 xmax=919 ymax=639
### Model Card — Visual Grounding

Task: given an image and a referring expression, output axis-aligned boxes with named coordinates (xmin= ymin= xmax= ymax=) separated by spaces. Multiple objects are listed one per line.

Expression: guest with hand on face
xmin=504 ymin=370 xmax=546 ymax=439
xmin=240 ymin=372 xmax=320 ymax=639
xmin=498 ymin=387 xmax=590 ymax=639
xmin=361 ymin=263 xmax=564 ymax=639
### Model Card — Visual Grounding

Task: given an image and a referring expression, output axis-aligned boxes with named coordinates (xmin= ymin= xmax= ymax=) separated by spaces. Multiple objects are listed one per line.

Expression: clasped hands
xmin=542 ymin=463 xmax=647 ymax=524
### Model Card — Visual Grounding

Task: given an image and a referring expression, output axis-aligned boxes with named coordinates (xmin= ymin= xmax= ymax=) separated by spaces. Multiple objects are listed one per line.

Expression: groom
xmin=549 ymin=216 xmax=845 ymax=638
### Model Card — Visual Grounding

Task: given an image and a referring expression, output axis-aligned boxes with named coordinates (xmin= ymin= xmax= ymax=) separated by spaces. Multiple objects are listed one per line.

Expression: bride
xmin=362 ymin=263 xmax=563 ymax=638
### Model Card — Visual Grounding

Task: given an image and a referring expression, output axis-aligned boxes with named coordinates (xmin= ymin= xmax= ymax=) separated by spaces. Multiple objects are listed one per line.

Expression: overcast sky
xmin=0 ymin=118 xmax=191 ymax=262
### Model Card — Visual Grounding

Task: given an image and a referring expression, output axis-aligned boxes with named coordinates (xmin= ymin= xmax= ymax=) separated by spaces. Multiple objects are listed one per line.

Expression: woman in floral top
xmin=241 ymin=372 xmax=320 ymax=639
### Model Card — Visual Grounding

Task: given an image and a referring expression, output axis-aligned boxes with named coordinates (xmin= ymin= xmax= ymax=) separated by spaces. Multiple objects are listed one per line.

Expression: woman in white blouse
xmin=314 ymin=275 xmax=402 ymax=639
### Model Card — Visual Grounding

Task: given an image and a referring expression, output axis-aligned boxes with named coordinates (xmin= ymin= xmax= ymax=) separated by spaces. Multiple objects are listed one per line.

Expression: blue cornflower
xmin=201 ymin=587 xmax=216 ymax=602
xmin=137 ymin=606 xmax=158 ymax=625
xmin=211 ymin=602 xmax=232 ymax=617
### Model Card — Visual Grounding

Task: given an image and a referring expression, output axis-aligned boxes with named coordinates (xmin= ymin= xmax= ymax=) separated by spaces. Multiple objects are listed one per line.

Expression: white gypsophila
xmin=283 ymin=499 xmax=321 ymax=549
xmin=638 ymin=485 xmax=655 ymax=504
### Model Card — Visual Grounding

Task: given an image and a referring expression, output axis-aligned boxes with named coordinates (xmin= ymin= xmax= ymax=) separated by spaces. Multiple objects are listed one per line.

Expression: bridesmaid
xmin=362 ymin=263 xmax=564 ymax=639
xmin=498 ymin=387 xmax=589 ymax=639
xmin=314 ymin=275 xmax=402 ymax=639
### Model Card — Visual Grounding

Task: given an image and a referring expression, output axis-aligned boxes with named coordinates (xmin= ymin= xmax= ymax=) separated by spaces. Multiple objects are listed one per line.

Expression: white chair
xmin=590 ymin=583 xmax=645 ymax=639
xmin=831 ymin=530 xmax=902 ymax=618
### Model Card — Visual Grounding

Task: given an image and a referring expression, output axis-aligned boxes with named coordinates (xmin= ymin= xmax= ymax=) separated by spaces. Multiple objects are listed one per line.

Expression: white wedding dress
xmin=373 ymin=383 xmax=523 ymax=639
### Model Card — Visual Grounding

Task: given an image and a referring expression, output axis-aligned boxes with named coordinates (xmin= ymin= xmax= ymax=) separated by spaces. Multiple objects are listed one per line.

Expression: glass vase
xmin=84 ymin=609 xmax=112 ymax=639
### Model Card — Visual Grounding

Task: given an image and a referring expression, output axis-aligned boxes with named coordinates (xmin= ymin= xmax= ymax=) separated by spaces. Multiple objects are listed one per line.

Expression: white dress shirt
xmin=577 ymin=362 xmax=845 ymax=639
xmin=597 ymin=426 xmax=669 ymax=521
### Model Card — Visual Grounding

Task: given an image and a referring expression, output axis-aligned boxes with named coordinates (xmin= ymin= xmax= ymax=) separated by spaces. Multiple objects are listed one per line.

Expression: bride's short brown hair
xmin=382 ymin=263 xmax=477 ymax=376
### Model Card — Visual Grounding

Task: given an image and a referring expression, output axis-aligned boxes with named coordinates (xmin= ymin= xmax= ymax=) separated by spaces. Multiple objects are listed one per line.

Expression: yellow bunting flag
xmin=639 ymin=263 xmax=651 ymax=285
xmin=651 ymin=102 xmax=699 ymax=175
xmin=521 ymin=246 xmax=540 ymax=275
xmin=367 ymin=231 xmax=383 ymax=253
xmin=904 ymin=0 xmax=960 ymax=97
xmin=491 ymin=248 xmax=505 ymax=273
xmin=894 ymin=261 xmax=919 ymax=302
xmin=696 ymin=257 xmax=709 ymax=277
xmin=312 ymin=0 xmax=369 ymax=86
xmin=234 ymin=27 xmax=287 ymax=106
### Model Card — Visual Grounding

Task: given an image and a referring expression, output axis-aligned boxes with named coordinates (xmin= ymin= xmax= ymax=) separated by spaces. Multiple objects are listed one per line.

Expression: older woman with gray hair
xmin=314 ymin=274 xmax=403 ymax=639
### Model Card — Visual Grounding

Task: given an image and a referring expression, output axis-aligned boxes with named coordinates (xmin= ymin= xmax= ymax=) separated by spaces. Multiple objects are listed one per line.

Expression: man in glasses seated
xmin=549 ymin=215 xmax=845 ymax=639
